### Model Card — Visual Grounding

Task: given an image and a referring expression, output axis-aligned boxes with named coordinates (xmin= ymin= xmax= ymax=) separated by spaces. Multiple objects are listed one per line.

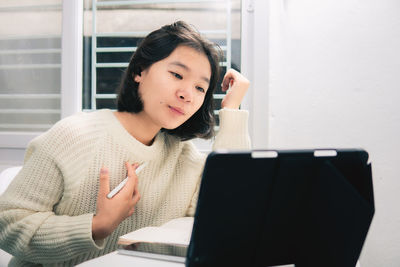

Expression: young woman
xmin=0 ymin=21 xmax=250 ymax=266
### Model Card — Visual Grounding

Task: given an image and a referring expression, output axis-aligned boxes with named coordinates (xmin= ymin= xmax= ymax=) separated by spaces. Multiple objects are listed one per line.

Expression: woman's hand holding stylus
xmin=221 ymin=69 xmax=250 ymax=110
xmin=92 ymin=162 xmax=141 ymax=240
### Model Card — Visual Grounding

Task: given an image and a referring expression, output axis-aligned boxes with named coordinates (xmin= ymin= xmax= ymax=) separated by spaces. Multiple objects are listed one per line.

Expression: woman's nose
xmin=177 ymin=87 xmax=193 ymax=102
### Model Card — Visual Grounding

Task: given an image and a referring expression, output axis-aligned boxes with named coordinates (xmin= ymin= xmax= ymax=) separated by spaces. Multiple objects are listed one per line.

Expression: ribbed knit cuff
xmin=49 ymin=213 xmax=106 ymax=251
xmin=21 ymin=213 xmax=105 ymax=263
xmin=218 ymin=108 xmax=249 ymax=135
xmin=42 ymin=213 xmax=106 ymax=252
xmin=213 ymin=108 xmax=251 ymax=150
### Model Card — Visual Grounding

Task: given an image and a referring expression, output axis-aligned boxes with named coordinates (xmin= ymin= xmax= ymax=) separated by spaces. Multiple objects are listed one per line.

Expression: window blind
xmin=0 ymin=1 xmax=62 ymax=133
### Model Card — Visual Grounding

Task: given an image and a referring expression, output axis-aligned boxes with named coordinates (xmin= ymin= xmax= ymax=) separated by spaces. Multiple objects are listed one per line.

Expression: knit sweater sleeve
xmin=0 ymin=119 xmax=104 ymax=264
xmin=212 ymin=108 xmax=251 ymax=150
xmin=186 ymin=108 xmax=251 ymax=216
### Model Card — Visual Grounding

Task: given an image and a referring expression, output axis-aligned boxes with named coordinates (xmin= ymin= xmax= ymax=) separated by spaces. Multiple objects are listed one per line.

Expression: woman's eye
xmin=196 ymin=86 xmax=205 ymax=93
xmin=170 ymin=72 xmax=182 ymax=79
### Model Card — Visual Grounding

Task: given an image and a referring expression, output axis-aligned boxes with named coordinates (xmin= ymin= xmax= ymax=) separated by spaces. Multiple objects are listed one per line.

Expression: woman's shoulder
xmin=53 ymin=109 xmax=111 ymax=131
xmin=27 ymin=110 xmax=112 ymax=154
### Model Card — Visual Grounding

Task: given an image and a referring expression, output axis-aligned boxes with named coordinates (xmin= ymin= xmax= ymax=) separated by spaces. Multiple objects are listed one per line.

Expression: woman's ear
xmin=133 ymin=73 xmax=141 ymax=83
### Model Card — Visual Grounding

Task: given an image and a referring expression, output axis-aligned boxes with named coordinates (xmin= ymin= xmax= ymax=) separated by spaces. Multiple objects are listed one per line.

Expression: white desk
xmin=76 ymin=251 xmax=299 ymax=267
xmin=77 ymin=251 xmax=361 ymax=267
xmin=76 ymin=251 xmax=184 ymax=267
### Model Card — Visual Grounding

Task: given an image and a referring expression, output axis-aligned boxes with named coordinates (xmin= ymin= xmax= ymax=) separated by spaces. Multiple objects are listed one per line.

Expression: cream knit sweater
xmin=0 ymin=108 xmax=250 ymax=266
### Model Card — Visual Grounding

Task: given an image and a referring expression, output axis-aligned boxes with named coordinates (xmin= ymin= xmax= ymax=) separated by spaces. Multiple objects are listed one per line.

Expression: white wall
xmin=266 ymin=0 xmax=400 ymax=266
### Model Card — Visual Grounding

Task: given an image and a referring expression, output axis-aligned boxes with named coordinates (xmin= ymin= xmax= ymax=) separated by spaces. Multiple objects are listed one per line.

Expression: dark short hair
xmin=116 ymin=21 xmax=222 ymax=141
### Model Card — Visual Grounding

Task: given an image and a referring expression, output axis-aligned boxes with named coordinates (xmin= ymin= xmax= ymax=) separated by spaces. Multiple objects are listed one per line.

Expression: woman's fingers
xmin=98 ymin=167 xmax=110 ymax=198
xmin=132 ymin=188 xmax=141 ymax=204
xmin=221 ymin=69 xmax=246 ymax=91
xmin=122 ymin=162 xmax=138 ymax=195
xmin=221 ymin=69 xmax=250 ymax=109
xmin=133 ymin=170 xmax=140 ymax=199
xmin=99 ymin=163 xmax=141 ymax=204
xmin=221 ymin=75 xmax=233 ymax=92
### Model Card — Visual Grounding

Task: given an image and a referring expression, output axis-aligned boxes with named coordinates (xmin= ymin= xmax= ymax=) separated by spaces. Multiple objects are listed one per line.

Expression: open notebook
xmin=118 ymin=217 xmax=193 ymax=246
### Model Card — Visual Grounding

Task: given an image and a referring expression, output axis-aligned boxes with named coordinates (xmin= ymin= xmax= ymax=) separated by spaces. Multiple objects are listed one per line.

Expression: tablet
xmin=118 ymin=243 xmax=187 ymax=263
xmin=186 ymin=149 xmax=374 ymax=267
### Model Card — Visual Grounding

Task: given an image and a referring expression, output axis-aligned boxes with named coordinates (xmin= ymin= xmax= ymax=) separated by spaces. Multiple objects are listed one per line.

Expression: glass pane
xmin=0 ymin=0 xmax=62 ymax=132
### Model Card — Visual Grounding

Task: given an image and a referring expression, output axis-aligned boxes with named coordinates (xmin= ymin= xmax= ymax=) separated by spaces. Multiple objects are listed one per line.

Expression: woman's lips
xmin=168 ymin=105 xmax=185 ymax=115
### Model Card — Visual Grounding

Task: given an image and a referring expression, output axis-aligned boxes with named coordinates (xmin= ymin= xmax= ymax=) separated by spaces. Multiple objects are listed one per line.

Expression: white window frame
xmin=241 ymin=0 xmax=269 ymax=149
xmin=61 ymin=0 xmax=83 ymax=119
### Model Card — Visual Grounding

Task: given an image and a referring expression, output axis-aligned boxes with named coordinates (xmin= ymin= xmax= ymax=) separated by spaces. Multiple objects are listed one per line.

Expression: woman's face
xmin=135 ymin=45 xmax=211 ymax=130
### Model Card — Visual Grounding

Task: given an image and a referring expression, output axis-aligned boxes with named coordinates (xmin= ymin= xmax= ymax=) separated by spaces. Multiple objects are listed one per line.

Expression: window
xmin=0 ymin=1 xmax=62 ymax=133
xmin=83 ymin=0 xmax=242 ymax=134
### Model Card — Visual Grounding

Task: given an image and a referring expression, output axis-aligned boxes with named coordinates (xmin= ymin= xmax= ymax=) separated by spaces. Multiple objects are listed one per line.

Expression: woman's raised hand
xmin=220 ymin=69 xmax=250 ymax=110
xmin=92 ymin=162 xmax=141 ymax=240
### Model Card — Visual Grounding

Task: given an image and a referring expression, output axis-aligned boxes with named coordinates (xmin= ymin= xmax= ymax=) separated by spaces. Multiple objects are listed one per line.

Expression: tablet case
xmin=186 ymin=149 xmax=374 ymax=267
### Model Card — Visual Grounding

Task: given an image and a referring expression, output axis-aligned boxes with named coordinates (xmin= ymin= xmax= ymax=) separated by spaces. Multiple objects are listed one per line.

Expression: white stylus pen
xmin=106 ymin=163 xmax=147 ymax=199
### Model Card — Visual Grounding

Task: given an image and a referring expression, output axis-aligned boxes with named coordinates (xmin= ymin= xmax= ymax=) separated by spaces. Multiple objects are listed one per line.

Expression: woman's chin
xmin=161 ymin=122 xmax=183 ymax=130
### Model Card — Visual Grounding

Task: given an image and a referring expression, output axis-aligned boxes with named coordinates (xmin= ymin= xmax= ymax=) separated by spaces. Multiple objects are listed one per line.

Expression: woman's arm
xmin=0 ymin=145 xmax=101 ymax=264
xmin=213 ymin=69 xmax=251 ymax=150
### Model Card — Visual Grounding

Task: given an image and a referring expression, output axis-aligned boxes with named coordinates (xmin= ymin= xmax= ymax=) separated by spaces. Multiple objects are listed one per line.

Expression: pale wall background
xmin=265 ymin=0 xmax=400 ymax=266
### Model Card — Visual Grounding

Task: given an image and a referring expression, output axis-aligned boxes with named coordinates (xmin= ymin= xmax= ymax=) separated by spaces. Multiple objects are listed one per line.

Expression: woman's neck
xmin=113 ymin=111 xmax=160 ymax=146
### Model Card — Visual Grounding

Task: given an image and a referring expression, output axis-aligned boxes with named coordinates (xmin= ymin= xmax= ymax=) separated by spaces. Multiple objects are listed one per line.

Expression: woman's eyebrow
xmin=169 ymin=61 xmax=210 ymax=84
